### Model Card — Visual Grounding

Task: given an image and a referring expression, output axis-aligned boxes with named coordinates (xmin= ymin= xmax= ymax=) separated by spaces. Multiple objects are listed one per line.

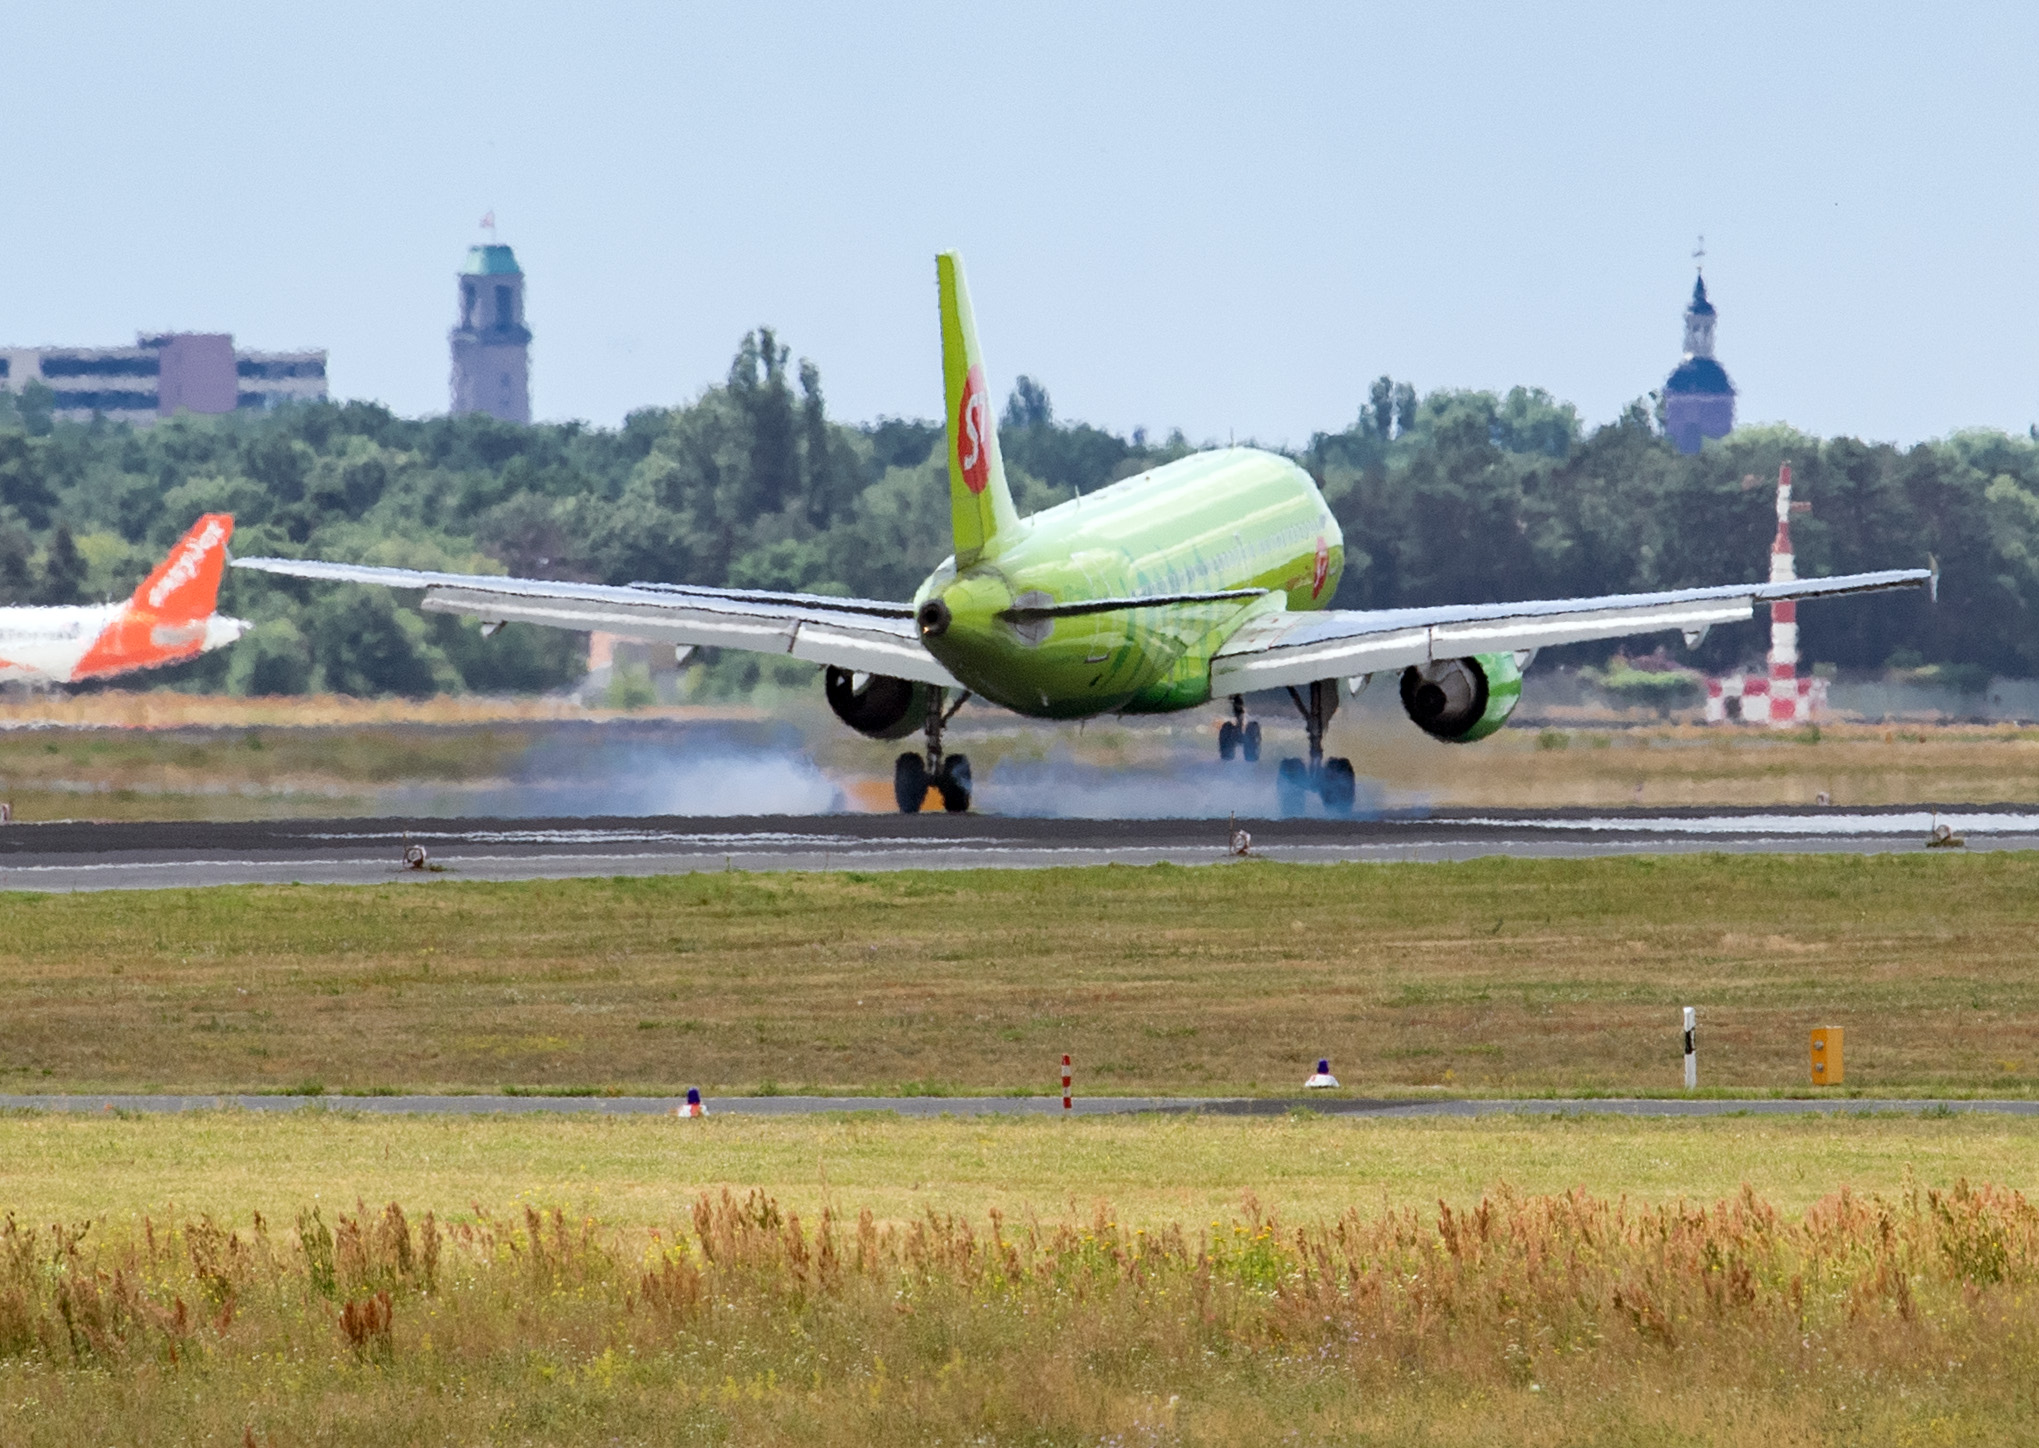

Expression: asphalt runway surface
xmin=0 ymin=806 xmax=2034 ymax=891
xmin=2 ymin=1093 xmax=2033 ymax=1118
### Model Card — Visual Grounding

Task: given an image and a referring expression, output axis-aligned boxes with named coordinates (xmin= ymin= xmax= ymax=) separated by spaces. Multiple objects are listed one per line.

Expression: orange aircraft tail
xmin=71 ymin=514 xmax=237 ymax=680
xmin=131 ymin=513 xmax=234 ymax=620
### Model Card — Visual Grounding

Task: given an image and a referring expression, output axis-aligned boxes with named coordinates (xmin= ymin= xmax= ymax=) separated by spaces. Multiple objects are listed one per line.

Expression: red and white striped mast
xmin=1765 ymin=463 xmax=1799 ymax=726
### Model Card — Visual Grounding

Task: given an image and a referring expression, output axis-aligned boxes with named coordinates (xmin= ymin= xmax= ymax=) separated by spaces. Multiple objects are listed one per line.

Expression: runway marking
xmin=1456 ymin=810 xmax=2039 ymax=836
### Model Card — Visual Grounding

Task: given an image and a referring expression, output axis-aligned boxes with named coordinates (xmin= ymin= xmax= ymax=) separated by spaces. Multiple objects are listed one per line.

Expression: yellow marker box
xmin=1810 ymin=1027 xmax=1845 ymax=1086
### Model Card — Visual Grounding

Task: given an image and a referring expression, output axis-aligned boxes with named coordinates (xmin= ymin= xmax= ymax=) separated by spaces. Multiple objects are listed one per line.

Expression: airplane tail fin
xmin=71 ymin=514 xmax=238 ymax=680
xmin=938 ymin=252 xmax=1020 ymax=563
xmin=130 ymin=513 xmax=234 ymax=620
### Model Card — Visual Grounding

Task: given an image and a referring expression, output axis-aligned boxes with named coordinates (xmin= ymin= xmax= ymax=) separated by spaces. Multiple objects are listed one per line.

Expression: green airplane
xmin=236 ymin=253 xmax=1932 ymax=815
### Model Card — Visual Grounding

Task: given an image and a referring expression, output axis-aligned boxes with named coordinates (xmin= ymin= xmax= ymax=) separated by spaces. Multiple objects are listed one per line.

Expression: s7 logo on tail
xmin=957 ymin=365 xmax=991 ymax=495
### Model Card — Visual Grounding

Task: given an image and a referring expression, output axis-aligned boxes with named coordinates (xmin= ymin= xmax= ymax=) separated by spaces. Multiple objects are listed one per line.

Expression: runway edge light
xmin=1305 ymin=1059 xmax=1339 ymax=1089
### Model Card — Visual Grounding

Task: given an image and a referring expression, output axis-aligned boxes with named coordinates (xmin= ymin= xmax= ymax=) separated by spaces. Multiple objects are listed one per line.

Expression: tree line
xmin=0 ymin=344 xmax=2027 ymax=697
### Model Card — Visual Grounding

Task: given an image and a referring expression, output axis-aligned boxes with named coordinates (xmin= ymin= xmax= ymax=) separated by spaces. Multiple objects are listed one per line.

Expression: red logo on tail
xmin=956 ymin=366 xmax=991 ymax=495
xmin=1312 ymin=536 xmax=1330 ymax=599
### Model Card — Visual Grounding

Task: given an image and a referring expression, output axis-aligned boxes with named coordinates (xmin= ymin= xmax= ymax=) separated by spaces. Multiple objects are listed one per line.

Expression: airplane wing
xmin=1209 ymin=568 xmax=1934 ymax=694
xmin=230 ymin=557 xmax=960 ymax=687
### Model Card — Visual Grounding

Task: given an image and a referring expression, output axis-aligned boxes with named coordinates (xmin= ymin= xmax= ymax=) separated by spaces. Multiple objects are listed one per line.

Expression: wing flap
xmin=1212 ymin=568 xmax=1930 ymax=694
xmin=234 ymin=557 xmax=959 ymax=687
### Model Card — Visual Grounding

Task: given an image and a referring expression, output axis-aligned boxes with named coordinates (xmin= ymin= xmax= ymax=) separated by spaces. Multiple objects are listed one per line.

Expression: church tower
xmin=450 ymin=242 xmax=531 ymax=423
xmin=1663 ymin=272 xmax=1735 ymax=455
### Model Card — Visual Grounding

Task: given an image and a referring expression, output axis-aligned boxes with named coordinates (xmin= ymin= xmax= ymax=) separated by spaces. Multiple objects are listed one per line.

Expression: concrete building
xmin=449 ymin=244 xmax=531 ymax=423
xmin=1663 ymin=274 xmax=1736 ymax=454
xmin=0 ymin=333 xmax=327 ymax=425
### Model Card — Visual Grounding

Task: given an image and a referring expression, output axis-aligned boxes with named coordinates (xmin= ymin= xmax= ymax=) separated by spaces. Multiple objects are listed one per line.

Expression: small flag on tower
xmin=1305 ymin=1059 xmax=1339 ymax=1089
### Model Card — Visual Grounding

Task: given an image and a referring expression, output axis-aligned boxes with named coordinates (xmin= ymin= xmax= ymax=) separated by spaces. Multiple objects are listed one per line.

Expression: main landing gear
xmin=1276 ymin=680 xmax=1357 ymax=815
xmin=894 ymin=688 xmax=973 ymax=813
xmin=1217 ymin=694 xmax=1262 ymax=763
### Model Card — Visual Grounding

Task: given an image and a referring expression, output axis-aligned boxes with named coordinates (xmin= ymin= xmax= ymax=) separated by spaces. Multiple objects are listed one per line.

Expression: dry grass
xmin=4 ymin=1174 xmax=2038 ymax=1444
xmin=0 ymin=723 xmax=539 ymax=821
xmin=1329 ymin=717 xmax=2039 ymax=808
xmin=3 ymin=855 xmax=2039 ymax=1096
xmin=7 ymin=697 xmax=2039 ymax=820
xmin=3 ymin=1109 xmax=2039 ymax=1232
xmin=0 ymin=689 xmax=768 ymax=731
xmin=0 ymin=698 xmax=786 ymax=821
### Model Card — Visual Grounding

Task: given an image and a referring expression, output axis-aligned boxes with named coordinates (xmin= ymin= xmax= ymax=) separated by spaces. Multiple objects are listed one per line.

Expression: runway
xmin=0 ymin=806 xmax=2033 ymax=891
xmin=2 ymin=1093 xmax=2033 ymax=1118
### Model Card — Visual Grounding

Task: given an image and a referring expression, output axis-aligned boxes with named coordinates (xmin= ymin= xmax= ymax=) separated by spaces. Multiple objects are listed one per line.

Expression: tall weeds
xmin=2 ymin=1182 xmax=2038 ymax=1443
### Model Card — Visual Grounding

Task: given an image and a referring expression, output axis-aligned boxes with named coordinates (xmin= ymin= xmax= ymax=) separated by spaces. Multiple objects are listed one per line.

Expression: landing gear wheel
xmin=1276 ymin=758 xmax=1309 ymax=816
xmin=1320 ymin=757 xmax=1356 ymax=813
xmin=1242 ymin=720 xmax=1261 ymax=763
xmin=936 ymin=754 xmax=972 ymax=813
xmin=893 ymin=752 xmax=929 ymax=813
xmin=1219 ymin=721 xmax=1239 ymax=761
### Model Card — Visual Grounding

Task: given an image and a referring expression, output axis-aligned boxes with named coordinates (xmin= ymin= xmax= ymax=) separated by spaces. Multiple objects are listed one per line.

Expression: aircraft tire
xmin=1242 ymin=721 xmax=1261 ymax=763
xmin=936 ymin=754 xmax=972 ymax=814
xmin=893 ymin=753 xmax=929 ymax=813
xmin=1218 ymin=721 xmax=1238 ymax=761
xmin=1275 ymin=757 xmax=1309 ymax=816
xmin=1320 ymin=757 xmax=1357 ymax=814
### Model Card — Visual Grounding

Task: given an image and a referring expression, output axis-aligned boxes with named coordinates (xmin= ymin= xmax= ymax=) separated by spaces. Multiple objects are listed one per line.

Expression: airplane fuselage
xmin=0 ymin=602 xmax=246 ymax=684
xmin=914 ymin=447 xmax=1342 ymax=718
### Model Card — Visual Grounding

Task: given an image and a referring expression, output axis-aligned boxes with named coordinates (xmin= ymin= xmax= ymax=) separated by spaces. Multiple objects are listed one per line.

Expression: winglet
xmin=1928 ymin=553 xmax=1940 ymax=604
xmin=131 ymin=513 xmax=234 ymax=621
xmin=938 ymin=253 xmax=1020 ymax=563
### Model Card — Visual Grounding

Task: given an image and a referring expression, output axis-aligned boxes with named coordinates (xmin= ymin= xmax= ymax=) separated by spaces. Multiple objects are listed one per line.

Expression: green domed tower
xmin=450 ymin=243 xmax=531 ymax=423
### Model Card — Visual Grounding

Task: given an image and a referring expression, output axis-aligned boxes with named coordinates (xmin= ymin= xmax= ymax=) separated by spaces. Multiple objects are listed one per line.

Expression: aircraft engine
xmin=824 ymin=666 xmax=932 ymax=740
xmin=1399 ymin=651 xmax=1524 ymax=743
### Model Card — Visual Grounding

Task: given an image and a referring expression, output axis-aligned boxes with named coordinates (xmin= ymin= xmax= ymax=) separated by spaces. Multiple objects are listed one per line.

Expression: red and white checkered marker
xmin=1705 ymin=464 xmax=1825 ymax=728
xmin=1061 ymin=1054 xmax=1072 ymax=1112
xmin=1304 ymin=1059 xmax=1339 ymax=1088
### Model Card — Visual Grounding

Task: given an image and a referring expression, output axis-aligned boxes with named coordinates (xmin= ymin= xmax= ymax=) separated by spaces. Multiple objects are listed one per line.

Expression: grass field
xmin=6 ymin=688 xmax=2039 ymax=820
xmin=1332 ymin=716 xmax=2039 ymax=808
xmin=4 ymin=1111 xmax=2039 ymax=1444
xmin=3 ymin=1109 xmax=2037 ymax=1227
xmin=3 ymin=854 xmax=2038 ymax=1097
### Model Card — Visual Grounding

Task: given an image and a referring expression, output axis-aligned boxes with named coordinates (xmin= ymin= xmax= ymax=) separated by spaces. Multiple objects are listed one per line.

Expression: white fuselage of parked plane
xmin=0 ymin=603 xmax=247 ymax=684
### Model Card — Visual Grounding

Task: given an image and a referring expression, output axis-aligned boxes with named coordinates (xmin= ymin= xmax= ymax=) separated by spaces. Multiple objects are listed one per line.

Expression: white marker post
xmin=1682 ymin=1007 xmax=1697 ymax=1090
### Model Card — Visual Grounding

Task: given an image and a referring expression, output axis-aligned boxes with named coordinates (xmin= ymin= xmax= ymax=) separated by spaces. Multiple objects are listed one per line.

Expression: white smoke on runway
xmin=370 ymin=720 xmax=1385 ymax=822
xmin=378 ymin=725 xmax=845 ymax=818
xmin=972 ymin=748 xmax=1385 ymax=820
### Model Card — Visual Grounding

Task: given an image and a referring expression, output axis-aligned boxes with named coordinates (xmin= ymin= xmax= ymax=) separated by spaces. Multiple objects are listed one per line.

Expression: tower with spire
xmin=1663 ymin=269 xmax=1735 ymax=454
xmin=449 ymin=234 xmax=531 ymax=424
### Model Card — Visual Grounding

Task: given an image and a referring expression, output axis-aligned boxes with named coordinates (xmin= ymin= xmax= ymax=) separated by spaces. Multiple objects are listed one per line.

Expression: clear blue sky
xmin=5 ymin=3 xmax=2033 ymax=446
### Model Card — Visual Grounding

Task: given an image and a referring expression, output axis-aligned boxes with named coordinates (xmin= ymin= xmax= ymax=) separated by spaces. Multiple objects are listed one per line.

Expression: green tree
xmin=38 ymin=525 xmax=86 ymax=605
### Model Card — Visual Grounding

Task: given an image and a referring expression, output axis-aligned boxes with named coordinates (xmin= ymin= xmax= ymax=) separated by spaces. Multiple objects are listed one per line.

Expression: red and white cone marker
xmin=1061 ymin=1054 xmax=1072 ymax=1113
xmin=1305 ymin=1058 xmax=1339 ymax=1089
xmin=675 ymin=1087 xmax=705 ymax=1118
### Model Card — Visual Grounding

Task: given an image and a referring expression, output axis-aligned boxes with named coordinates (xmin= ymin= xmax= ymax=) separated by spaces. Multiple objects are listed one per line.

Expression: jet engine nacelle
xmin=824 ymin=666 xmax=933 ymax=740
xmin=1399 ymin=651 xmax=1524 ymax=743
